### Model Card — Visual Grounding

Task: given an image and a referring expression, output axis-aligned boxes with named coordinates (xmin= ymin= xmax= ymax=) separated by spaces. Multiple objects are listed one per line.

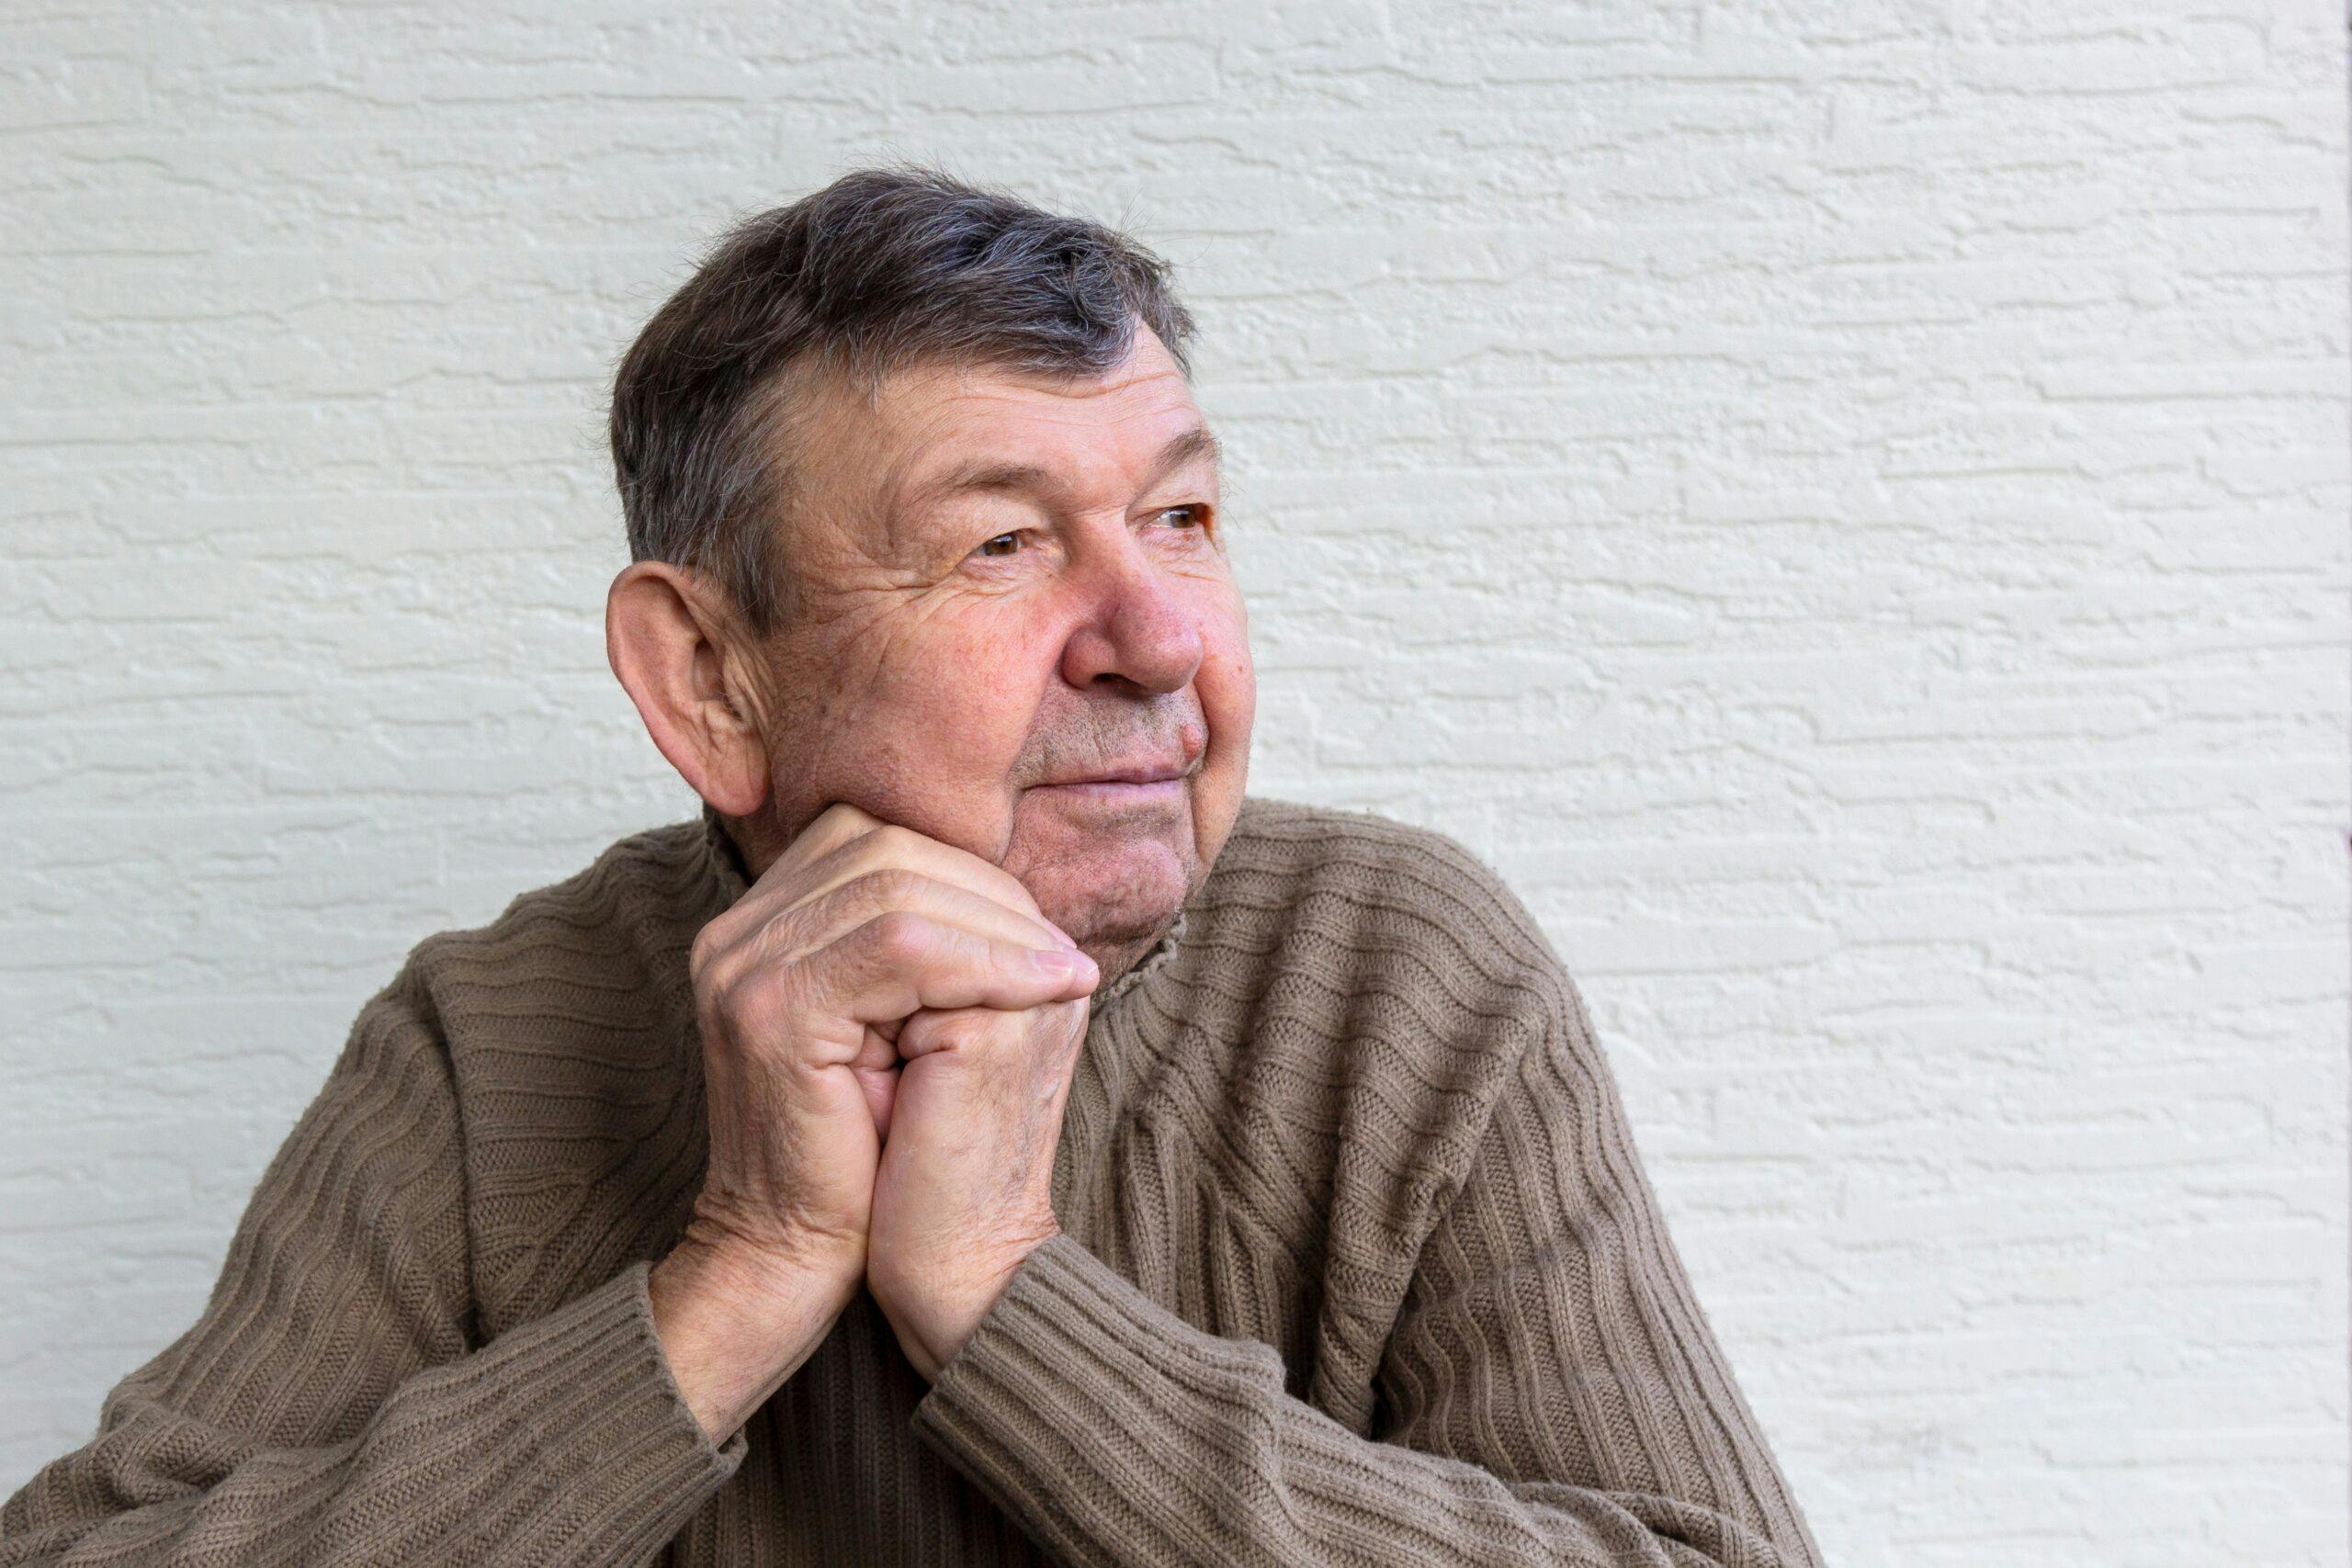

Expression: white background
xmin=2 ymin=3 xmax=2346 ymax=1562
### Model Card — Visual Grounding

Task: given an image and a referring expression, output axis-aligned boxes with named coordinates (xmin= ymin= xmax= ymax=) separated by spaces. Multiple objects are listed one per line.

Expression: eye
xmin=977 ymin=531 xmax=1023 ymax=558
xmin=1156 ymin=504 xmax=1210 ymax=530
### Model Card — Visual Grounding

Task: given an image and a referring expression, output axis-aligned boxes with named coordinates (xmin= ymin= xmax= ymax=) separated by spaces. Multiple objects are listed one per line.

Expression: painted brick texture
xmin=1 ymin=4 xmax=2346 ymax=1563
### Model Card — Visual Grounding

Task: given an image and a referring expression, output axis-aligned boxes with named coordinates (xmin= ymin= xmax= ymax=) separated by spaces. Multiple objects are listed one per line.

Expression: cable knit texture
xmin=0 ymin=795 xmax=1824 ymax=1567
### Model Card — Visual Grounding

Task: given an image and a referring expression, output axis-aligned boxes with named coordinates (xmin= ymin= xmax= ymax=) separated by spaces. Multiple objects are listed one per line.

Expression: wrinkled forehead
xmin=792 ymin=333 xmax=1216 ymax=542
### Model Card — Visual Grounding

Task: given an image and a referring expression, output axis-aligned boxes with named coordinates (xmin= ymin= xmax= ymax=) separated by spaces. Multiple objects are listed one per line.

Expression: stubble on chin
xmin=1010 ymin=791 xmax=1197 ymax=914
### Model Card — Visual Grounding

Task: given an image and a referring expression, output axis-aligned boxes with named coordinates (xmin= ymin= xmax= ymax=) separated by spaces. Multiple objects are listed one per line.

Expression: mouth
xmin=1053 ymin=762 xmax=1186 ymax=786
xmin=1032 ymin=758 xmax=1193 ymax=807
xmin=1035 ymin=776 xmax=1185 ymax=804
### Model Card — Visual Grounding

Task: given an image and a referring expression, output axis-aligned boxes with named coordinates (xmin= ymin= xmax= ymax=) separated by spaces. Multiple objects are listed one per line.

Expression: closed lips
xmin=1052 ymin=765 xmax=1184 ymax=784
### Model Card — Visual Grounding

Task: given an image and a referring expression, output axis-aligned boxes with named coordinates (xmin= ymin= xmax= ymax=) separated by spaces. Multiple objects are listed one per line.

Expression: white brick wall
xmin=3 ymin=4 xmax=2346 ymax=1562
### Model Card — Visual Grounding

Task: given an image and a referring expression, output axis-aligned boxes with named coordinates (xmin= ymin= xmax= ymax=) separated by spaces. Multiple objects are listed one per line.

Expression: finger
xmin=794 ymin=815 xmax=1059 ymax=937
xmin=775 ymin=868 xmax=1076 ymax=968
xmin=895 ymin=997 xmax=1086 ymax=1065
xmin=848 ymin=1019 xmax=905 ymax=1075
xmin=699 ymin=808 xmax=1079 ymax=982
xmin=763 ymin=800 xmax=889 ymax=885
xmin=814 ymin=910 xmax=1098 ymax=1026
xmin=857 ymin=1064 xmax=899 ymax=1145
xmin=701 ymin=863 xmax=1073 ymax=1001
xmin=692 ymin=801 xmax=888 ymax=968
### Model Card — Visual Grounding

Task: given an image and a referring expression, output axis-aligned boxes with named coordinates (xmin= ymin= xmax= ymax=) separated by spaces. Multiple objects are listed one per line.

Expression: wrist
xmin=649 ymin=1238 xmax=860 ymax=1443
xmin=875 ymin=1227 xmax=1058 ymax=1383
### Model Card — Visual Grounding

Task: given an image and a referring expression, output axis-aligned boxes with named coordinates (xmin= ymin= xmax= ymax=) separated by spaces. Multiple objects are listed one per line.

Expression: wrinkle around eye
xmin=959 ymin=503 xmax=1217 ymax=569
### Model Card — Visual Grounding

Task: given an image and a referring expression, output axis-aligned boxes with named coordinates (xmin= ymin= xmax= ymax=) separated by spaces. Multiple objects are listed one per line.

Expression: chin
xmin=1017 ymin=840 xmax=1191 ymax=949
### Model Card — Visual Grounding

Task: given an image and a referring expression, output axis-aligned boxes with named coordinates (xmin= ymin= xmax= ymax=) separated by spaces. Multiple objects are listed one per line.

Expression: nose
xmin=1057 ymin=527 xmax=1204 ymax=696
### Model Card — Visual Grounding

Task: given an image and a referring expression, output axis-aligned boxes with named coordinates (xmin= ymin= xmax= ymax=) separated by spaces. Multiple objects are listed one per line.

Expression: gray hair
xmin=608 ymin=162 xmax=1200 ymax=637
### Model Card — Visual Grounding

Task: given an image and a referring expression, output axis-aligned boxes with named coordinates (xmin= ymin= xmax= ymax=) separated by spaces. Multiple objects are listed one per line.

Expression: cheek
xmin=1195 ymin=599 xmax=1257 ymax=732
xmin=873 ymin=605 xmax=1057 ymax=728
xmin=1204 ymin=652 xmax=1256 ymax=745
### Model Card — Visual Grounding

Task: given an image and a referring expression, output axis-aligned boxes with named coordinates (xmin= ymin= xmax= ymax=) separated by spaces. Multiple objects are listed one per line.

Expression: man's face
xmin=740 ymin=324 xmax=1254 ymax=962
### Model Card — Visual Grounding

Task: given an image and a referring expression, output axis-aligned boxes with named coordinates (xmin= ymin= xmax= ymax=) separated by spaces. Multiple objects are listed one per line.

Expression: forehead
xmin=798 ymin=331 xmax=1214 ymax=536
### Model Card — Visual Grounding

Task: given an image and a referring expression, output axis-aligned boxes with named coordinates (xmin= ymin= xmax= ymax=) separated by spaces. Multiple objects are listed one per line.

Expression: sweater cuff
xmin=907 ymin=1232 xmax=1285 ymax=1547
xmin=477 ymin=1258 xmax=749 ymax=1560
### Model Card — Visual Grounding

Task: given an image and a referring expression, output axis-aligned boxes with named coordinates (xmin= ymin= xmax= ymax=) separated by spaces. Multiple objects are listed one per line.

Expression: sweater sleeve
xmin=0 ymin=955 xmax=747 ymax=1567
xmin=906 ymin=965 xmax=1825 ymax=1568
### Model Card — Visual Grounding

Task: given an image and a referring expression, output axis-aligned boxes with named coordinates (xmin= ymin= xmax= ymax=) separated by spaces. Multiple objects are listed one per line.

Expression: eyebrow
xmin=889 ymin=423 xmax=1224 ymax=542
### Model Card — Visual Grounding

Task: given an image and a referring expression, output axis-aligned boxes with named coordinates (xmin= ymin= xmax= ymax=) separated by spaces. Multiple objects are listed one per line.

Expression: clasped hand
xmin=678 ymin=801 xmax=1102 ymax=1385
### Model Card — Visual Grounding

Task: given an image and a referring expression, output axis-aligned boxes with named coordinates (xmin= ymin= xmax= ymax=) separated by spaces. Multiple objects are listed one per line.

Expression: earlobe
xmin=605 ymin=562 xmax=773 ymax=818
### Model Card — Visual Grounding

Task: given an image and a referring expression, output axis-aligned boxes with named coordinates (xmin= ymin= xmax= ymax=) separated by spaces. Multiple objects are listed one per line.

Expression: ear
xmin=605 ymin=560 xmax=771 ymax=818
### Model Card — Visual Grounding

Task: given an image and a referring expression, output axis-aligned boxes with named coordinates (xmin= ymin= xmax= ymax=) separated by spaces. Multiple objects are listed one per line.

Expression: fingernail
xmin=1033 ymin=947 xmax=1082 ymax=975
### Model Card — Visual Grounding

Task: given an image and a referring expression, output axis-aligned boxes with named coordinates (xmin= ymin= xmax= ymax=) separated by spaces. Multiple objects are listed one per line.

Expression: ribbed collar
xmin=693 ymin=799 xmax=1190 ymax=1020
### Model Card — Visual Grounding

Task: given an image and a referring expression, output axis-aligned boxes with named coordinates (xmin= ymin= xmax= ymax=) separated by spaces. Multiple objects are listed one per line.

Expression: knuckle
xmin=859 ymin=908 xmax=934 ymax=965
xmin=718 ymin=964 xmax=800 ymax=1042
xmin=867 ymin=823 xmax=924 ymax=864
xmin=854 ymin=865 xmax=928 ymax=912
xmin=688 ymin=918 xmax=731 ymax=978
xmin=825 ymin=800 xmax=884 ymax=834
xmin=697 ymin=940 xmax=751 ymax=1003
xmin=932 ymin=1010 xmax=995 ymax=1050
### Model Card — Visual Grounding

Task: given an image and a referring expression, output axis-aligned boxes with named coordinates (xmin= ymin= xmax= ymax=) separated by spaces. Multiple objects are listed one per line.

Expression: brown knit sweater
xmin=1 ymin=795 xmax=1824 ymax=1567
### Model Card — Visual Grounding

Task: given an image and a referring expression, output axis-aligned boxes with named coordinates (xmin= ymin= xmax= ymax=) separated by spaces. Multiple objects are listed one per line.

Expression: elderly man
xmin=2 ymin=165 xmax=1824 ymax=1567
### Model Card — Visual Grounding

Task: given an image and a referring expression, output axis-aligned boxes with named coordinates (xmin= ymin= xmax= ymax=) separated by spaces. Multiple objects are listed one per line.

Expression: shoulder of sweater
xmin=397 ymin=815 xmax=711 ymax=998
xmin=1212 ymin=793 xmax=1572 ymax=989
xmin=376 ymin=815 xmax=714 ymax=1124
xmin=1178 ymin=795 xmax=1594 ymax=1216
xmin=369 ymin=817 xmax=717 ymax=1301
